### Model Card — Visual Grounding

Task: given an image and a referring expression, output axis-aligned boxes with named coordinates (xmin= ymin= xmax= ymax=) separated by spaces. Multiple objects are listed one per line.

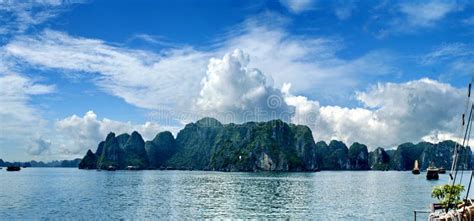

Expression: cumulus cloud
xmin=219 ymin=22 xmax=396 ymax=100
xmin=27 ymin=137 xmax=51 ymax=156
xmin=55 ymin=111 xmax=165 ymax=154
xmin=4 ymin=19 xmax=396 ymax=113
xmin=196 ymin=49 xmax=293 ymax=122
xmin=284 ymin=78 xmax=466 ymax=149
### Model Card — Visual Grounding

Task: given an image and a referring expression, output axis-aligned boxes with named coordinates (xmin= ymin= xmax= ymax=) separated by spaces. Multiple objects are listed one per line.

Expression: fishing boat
xmin=426 ymin=166 xmax=439 ymax=180
xmin=126 ymin=165 xmax=139 ymax=170
xmin=425 ymin=79 xmax=474 ymax=220
xmin=107 ymin=165 xmax=116 ymax=171
xmin=438 ymin=167 xmax=446 ymax=174
xmin=6 ymin=166 xmax=21 ymax=171
xmin=412 ymin=160 xmax=420 ymax=174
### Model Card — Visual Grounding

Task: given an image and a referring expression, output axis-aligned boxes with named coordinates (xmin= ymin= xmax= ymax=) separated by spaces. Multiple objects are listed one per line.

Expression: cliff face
xmin=166 ymin=117 xmax=223 ymax=170
xmin=79 ymin=131 xmax=149 ymax=169
xmin=391 ymin=142 xmax=424 ymax=171
xmin=320 ymin=140 xmax=349 ymax=170
xmin=348 ymin=142 xmax=369 ymax=170
xmin=123 ymin=132 xmax=149 ymax=169
xmin=78 ymin=150 xmax=97 ymax=169
xmin=99 ymin=132 xmax=124 ymax=168
xmin=369 ymin=147 xmax=390 ymax=170
xmin=78 ymin=117 xmax=472 ymax=171
xmin=420 ymin=140 xmax=471 ymax=170
xmin=169 ymin=119 xmax=317 ymax=171
xmin=145 ymin=131 xmax=177 ymax=169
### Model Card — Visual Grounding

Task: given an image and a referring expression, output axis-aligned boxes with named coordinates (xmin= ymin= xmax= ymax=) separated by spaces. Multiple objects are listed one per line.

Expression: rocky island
xmin=79 ymin=117 xmax=472 ymax=171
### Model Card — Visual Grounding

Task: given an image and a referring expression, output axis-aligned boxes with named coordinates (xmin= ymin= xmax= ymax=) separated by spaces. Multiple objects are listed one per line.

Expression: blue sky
xmin=0 ymin=0 xmax=473 ymax=161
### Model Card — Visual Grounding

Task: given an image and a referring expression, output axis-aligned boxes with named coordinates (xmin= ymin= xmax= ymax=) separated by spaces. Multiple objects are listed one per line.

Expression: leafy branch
xmin=432 ymin=184 xmax=465 ymax=212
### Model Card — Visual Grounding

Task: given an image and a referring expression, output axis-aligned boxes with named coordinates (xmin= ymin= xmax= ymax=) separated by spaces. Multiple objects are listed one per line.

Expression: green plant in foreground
xmin=432 ymin=184 xmax=465 ymax=212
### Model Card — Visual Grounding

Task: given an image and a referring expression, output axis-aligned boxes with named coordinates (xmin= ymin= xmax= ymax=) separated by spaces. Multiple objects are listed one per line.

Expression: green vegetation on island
xmin=78 ymin=117 xmax=473 ymax=171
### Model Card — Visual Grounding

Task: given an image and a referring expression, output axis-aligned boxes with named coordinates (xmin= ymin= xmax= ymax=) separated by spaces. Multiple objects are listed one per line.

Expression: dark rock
xmin=391 ymin=142 xmax=424 ymax=170
xmin=98 ymin=132 xmax=124 ymax=169
xmin=116 ymin=133 xmax=131 ymax=149
xmin=145 ymin=131 xmax=177 ymax=169
xmin=322 ymin=140 xmax=349 ymax=170
xmin=420 ymin=140 xmax=471 ymax=170
xmin=77 ymin=117 xmax=472 ymax=172
xmin=79 ymin=149 xmax=98 ymax=169
xmin=123 ymin=131 xmax=149 ymax=169
xmin=348 ymin=142 xmax=369 ymax=170
xmin=369 ymin=147 xmax=391 ymax=170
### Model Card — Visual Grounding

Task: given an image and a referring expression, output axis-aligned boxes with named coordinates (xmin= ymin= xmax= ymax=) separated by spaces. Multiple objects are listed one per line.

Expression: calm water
xmin=1 ymin=168 xmax=473 ymax=220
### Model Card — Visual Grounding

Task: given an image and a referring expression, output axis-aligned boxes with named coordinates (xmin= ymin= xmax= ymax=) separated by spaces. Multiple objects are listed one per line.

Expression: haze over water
xmin=1 ymin=169 xmax=473 ymax=220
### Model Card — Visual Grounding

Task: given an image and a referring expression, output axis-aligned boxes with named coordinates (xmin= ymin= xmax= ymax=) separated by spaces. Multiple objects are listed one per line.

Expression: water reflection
xmin=0 ymin=169 xmax=473 ymax=220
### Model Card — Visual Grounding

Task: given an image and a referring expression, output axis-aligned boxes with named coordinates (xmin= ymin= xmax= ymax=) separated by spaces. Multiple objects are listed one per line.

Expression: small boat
xmin=426 ymin=166 xmax=439 ymax=180
xmin=6 ymin=166 xmax=21 ymax=171
xmin=126 ymin=165 xmax=139 ymax=170
xmin=438 ymin=167 xmax=446 ymax=174
xmin=107 ymin=165 xmax=116 ymax=171
xmin=412 ymin=160 xmax=420 ymax=174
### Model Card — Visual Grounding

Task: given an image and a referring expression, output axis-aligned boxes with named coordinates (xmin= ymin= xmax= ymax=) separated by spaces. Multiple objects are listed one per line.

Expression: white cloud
xmin=284 ymin=78 xmax=465 ymax=149
xmin=196 ymin=49 xmax=293 ymax=122
xmin=0 ymin=73 xmax=55 ymax=158
xmin=279 ymin=0 xmax=316 ymax=13
xmin=399 ymin=1 xmax=459 ymax=27
xmin=219 ymin=23 xmax=396 ymax=100
xmin=5 ymin=30 xmax=209 ymax=110
xmin=5 ymin=22 xmax=396 ymax=112
xmin=420 ymin=43 xmax=474 ymax=80
xmin=463 ymin=16 xmax=474 ymax=25
xmin=55 ymin=111 xmax=167 ymax=155
xmin=0 ymin=73 xmax=54 ymax=136
xmin=421 ymin=43 xmax=474 ymax=65
xmin=334 ymin=3 xmax=355 ymax=20
xmin=369 ymin=1 xmax=467 ymax=37
xmin=0 ymin=0 xmax=80 ymax=36
xmin=27 ymin=137 xmax=52 ymax=156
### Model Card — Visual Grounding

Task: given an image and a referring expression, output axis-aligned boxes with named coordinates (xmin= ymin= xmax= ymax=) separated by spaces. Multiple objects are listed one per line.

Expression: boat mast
xmin=449 ymin=78 xmax=473 ymax=186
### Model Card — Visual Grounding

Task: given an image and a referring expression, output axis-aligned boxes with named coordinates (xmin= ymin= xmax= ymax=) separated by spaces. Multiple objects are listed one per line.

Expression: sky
xmin=0 ymin=0 xmax=473 ymax=161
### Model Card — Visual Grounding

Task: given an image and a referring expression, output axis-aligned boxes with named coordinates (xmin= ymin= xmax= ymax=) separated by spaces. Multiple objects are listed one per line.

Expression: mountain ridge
xmin=78 ymin=117 xmax=473 ymax=171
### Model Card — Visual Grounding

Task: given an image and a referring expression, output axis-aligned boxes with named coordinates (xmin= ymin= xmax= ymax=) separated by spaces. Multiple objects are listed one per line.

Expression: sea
xmin=1 ymin=168 xmax=473 ymax=220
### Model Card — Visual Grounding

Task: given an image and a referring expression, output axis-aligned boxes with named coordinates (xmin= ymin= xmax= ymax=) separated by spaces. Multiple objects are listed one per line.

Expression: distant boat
xmin=426 ymin=166 xmax=439 ymax=180
xmin=438 ymin=167 xmax=446 ymax=174
xmin=412 ymin=160 xmax=420 ymax=174
xmin=107 ymin=165 xmax=116 ymax=171
xmin=6 ymin=166 xmax=21 ymax=171
xmin=126 ymin=165 xmax=139 ymax=170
